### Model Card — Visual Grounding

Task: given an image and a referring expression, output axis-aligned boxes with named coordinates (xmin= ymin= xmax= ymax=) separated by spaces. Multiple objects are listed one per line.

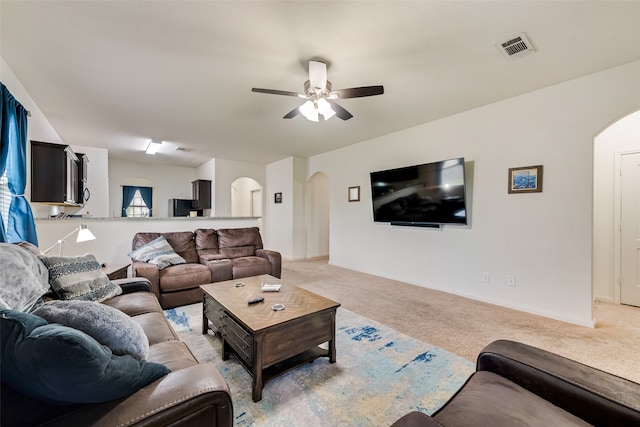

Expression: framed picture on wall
xmin=348 ymin=186 xmax=360 ymax=202
xmin=274 ymin=192 xmax=282 ymax=203
xmin=508 ymin=165 xmax=543 ymax=193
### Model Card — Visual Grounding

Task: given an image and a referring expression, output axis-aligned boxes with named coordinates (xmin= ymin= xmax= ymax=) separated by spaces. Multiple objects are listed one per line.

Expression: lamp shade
xmin=76 ymin=225 xmax=96 ymax=243
xmin=43 ymin=224 xmax=97 ymax=256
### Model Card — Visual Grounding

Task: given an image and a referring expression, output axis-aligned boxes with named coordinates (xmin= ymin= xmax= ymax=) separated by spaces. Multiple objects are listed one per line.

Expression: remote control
xmin=247 ymin=297 xmax=264 ymax=305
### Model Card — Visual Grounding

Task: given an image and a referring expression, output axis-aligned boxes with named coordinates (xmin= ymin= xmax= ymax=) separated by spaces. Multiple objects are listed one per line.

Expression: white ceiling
xmin=2 ymin=1 xmax=640 ymax=168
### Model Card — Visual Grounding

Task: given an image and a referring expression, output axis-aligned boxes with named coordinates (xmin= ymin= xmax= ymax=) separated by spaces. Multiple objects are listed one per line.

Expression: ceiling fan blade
xmin=327 ymin=100 xmax=353 ymax=120
xmin=334 ymin=85 xmax=384 ymax=99
xmin=308 ymin=61 xmax=327 ymax=91
xmin=283 ymin=106 xmax=300 ymax=119
xmin=252 ymin=88 xmax=301 ymax=97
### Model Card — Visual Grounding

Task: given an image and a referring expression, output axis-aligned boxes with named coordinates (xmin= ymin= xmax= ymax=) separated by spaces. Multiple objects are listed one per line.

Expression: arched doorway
xmin=593 ymin=109 xmax=640 ymax=306
xmin=231 ymin=177 xmax=262 ymax=217
xmin=306 ymin=172 xmax=330 ymax=258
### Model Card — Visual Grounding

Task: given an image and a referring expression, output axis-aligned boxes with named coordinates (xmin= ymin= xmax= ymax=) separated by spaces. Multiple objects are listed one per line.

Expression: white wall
xmin=266 ymin=157 xmax=294 ymax=258
xmin=306 ymin=172 xmax=330 ymax=257
xmin=308 ymin=60 xmax=640 ymax=327
xmin=108 ymin=159 xmax=196 ymax=218
xmin=265 ymin=156 xmax=307 ymax=260
xmin=593 ymin=110 xmax=640 ymax=302
xmin=292 ymin=157 xmax=307 ymax=259
xmin=196 ymin=159 xmax=216 ymax=216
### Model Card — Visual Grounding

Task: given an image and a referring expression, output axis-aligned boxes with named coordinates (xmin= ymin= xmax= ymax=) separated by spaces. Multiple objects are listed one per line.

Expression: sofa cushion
xmin=433 ymin=371 xmax=591 ymax=426
xmin=194 ymin=228 xmax=219 ymax=252
xmin=0 ymin=309 xmax=170 ymax=405
xmin=102 ymin=290 xmax=162 ymax=317
xmin=33 ymin=300 xmax=149 ymax=360
xmin=128 ymin=236 xmax=186 ymax=270
xmin=158 ymin=263 xmax=212 ymax=292
xmin=231 ymin=256 xmax=272 ymax=278
xmin=39 ymin=254 xmax=122 ymax=302
xmin=0 ymin=243 xmax=50 ymax=312
xmin=132 ymin=311 xmax=179 ymax=345
xmin=217 ymin=227 xmax=263 ymax=250
xmin=220 ymin=245 xmax=256 ymax=259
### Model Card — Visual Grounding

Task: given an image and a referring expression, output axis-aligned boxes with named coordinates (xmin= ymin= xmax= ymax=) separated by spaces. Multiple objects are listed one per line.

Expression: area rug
xmin=164 ymin=303 xmax=473 ymax=426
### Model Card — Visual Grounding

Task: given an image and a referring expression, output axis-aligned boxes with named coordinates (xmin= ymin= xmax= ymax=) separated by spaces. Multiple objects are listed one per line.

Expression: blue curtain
xmin=121 ymin=186 xmax=137 ymax=217
xmin=138 ymin=186 xmax=153 ymax=217
xmin=0 ymin=99 xmax=8 ymax=242
xmin=1 ymin=83 xmax=37 ymax=245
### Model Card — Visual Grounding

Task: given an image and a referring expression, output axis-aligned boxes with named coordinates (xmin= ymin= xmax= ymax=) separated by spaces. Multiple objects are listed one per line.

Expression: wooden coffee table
xmin=201 ymin=275 xmax=340 ymax=402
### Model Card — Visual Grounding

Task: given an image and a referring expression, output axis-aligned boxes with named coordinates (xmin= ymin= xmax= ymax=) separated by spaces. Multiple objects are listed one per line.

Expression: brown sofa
xmin=1 ymin=245 xmax=233 ymax=427
xmin=391 ymin=339 xmax=640 ymax=426
xmin=132 ymin=227 xmax=281 ymax=309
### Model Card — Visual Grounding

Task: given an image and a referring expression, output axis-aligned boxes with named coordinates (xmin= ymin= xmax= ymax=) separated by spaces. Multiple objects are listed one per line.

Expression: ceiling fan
xmin=251 ymin=60 xmax=384 ymax=122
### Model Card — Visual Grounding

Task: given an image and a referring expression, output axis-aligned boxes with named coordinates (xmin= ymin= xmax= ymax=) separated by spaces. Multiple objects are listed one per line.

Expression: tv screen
xmin=370 ymin=157 xmax=467 ymax=226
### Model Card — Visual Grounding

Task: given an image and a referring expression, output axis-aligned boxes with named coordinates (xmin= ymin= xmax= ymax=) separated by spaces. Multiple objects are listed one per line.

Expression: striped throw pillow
xmin=128 ymin=236 xmax=186 ymax=270
xmin=39 ymin=254 xmax=122 ymax=302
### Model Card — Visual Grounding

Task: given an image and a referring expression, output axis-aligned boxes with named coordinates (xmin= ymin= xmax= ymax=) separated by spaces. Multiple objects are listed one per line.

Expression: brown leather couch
xmin=2 ymin=279 xmax=233 ymax=427
xmin=391 ymin=339 xmax=640 ymax=426
xmin=132 ymin=227 xmax=281 ymax=309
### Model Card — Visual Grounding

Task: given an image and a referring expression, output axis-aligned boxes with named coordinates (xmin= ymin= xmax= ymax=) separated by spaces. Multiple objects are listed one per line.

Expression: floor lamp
xmin=42 ymin=224 xmax=96 ymax=256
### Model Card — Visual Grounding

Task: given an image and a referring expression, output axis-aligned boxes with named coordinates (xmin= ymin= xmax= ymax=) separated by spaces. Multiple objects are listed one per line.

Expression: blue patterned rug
xmin=165 ymin=303 xmax=473 ymax=426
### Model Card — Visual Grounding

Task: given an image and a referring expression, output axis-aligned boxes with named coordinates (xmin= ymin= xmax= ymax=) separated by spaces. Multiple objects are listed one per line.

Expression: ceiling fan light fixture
xmin=317 ymin=98 xmax=336 ymax=120
xmin=299 ymin=100 xmax=319 ymax=122
xmin=145 ymin=139 xmax=162 ymax=155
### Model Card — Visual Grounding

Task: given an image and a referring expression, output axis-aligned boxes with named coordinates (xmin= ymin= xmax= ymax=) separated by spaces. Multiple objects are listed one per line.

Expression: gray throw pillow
xmin=0 ymin=243 xmax=50 ymax=312
xmin=33 ymin=300 xmax=149 ymax=360
xmin=128 ymin=236 xmax=186 ymax=270
xmin=39 ymin=253 xmax=122 ymax=302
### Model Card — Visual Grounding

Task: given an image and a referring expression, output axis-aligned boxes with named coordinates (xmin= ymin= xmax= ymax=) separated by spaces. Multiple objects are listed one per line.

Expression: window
xmin=0 ymin=173 xmax=9 ymax=231
xmin=125 ymin=189 xmax=150 ymax=217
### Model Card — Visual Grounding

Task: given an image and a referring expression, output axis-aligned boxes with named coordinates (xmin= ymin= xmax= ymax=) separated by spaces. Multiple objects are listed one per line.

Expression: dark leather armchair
xmin=391 ymin=340 xmax=640 ymax=426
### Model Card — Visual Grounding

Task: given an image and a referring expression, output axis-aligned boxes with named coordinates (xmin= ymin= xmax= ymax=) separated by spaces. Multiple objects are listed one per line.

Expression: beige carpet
xmin=282 ymin=257 xmax=640 ymax=383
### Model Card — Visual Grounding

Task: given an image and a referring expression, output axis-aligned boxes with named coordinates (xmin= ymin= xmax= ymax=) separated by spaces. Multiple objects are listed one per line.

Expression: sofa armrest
xmin=111 ymin=277 xmax=152 ymax=294
xmin=255 ymin=249 xmax=282 ymax=279
xmin=477 ymin=339 xmax=640 ymax=426
xmin=42 ymin=363 xmax=232 ymax=427
xmin=132 ymin=261 xmax=160 ymax=298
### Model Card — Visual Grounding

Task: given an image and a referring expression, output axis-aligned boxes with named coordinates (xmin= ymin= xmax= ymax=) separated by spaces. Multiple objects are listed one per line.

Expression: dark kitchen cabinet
xmin=192 ymin=179 xmax=211 ymax=209
xmin=31 ymin=140 xmax=82 ymax=206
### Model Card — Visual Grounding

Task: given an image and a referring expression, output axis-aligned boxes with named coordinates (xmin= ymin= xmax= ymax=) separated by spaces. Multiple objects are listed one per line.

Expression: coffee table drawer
xmin=204 ymin=295 xmax=225 ymax=331
xmin=262 ymin=310 xmax=333 ymax=367
xmin=221 ymin=312 xmax=253 ymax=365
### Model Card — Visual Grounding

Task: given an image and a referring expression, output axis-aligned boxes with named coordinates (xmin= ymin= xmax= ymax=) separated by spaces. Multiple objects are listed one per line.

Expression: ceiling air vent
xmin=497 ymin=33 xmax=536 ymax=60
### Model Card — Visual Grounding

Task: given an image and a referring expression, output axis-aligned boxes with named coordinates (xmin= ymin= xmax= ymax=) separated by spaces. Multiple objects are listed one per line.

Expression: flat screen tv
xmin=370 ymin=157 xmax=467 ymax=227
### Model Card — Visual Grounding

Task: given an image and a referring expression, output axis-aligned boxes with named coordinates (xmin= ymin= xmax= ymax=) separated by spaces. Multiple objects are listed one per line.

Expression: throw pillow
xmin=128 ymin=236 xmax=186 ymax=270
xmin=33 ymin=300 xmax=149 ymax=360
xmin=0 ymin=309 xmax=170 ymax=405
xmin=0 ymin=243 xmax=50 ymax=312
xmin=39 ymin=253 xmax=122 ymax=302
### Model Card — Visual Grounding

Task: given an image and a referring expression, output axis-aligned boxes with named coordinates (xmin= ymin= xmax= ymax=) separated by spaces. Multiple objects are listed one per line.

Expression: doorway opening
xmin=593 ymin=109 xmax=640 ymax=307
xmin=231 ymin=177 xmax=262 ymax=217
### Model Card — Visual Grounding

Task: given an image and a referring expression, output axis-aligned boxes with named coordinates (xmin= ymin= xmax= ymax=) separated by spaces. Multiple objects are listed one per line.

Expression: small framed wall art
xmin=348 ymin=186 xmax=360 ymax=202
xmin=508 ymin=165 xmax=543 ymax=194
xmin=274 ymin=192 xmax=282 ymax=203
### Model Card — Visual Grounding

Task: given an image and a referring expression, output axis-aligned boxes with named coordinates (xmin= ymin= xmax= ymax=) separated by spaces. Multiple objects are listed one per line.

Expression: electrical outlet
xmin=482 ymin=272 xmax=490 ymax=282
xmin=506 ymin=275 xmax=516 ymax=286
